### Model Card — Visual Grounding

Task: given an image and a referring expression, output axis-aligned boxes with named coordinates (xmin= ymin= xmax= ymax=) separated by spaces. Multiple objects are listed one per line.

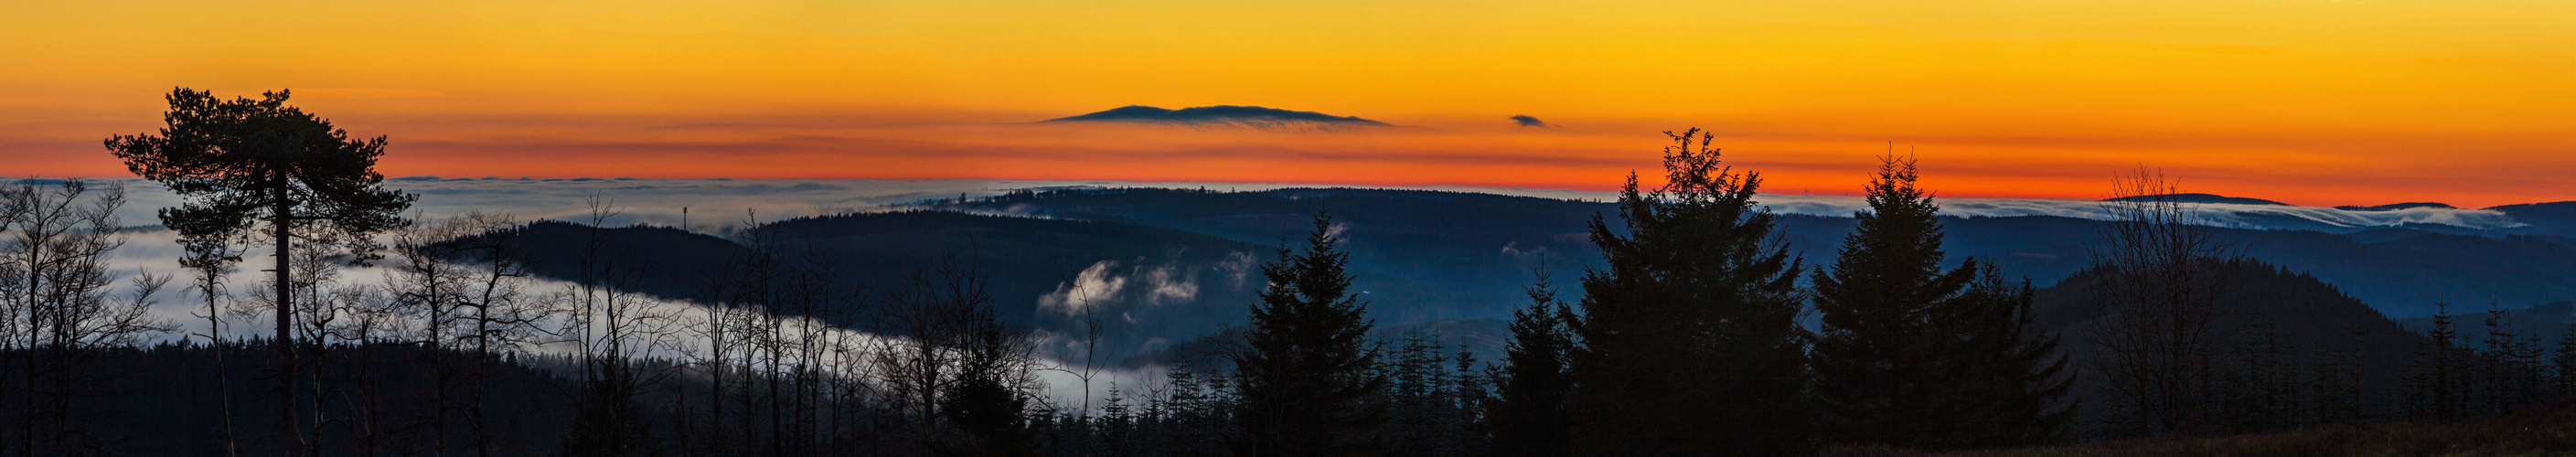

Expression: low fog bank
xmin=16 ymin=176 xmax=2534 ymax=236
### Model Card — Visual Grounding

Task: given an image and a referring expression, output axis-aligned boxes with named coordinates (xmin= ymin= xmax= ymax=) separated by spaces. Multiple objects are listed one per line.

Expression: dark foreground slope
xmin=2033 ymin=260 xmax=2432 ymax=435
xmin=1933 ymin=403 xmax=2576 ymax=457
xmin=15 ymin=343 xmax=577 ymax=456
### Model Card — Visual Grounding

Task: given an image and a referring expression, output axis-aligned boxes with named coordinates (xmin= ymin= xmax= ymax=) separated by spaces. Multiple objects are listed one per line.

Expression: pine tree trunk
xmin=274 ymin=180 xmax=305 ymax=457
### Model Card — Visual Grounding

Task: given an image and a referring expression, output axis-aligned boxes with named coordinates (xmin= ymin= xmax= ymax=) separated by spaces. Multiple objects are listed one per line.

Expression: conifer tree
xmin=1448 ymin=345 xmax=1490 ymax=457
xmin=2556 ymin=321 xmax=2576 ymax=398
xmin=1566 ymin=129 xmax=1809 ymax=455
xmin=1230 ymin=212 xmax=1387 ymax=456
xmin=1488 ymin=271 xmax=1573 ymax=457
xmin=1808 ymin=154 xmax=1980 ymax=448
xmin=1809 ymin=154 xmax=2069 ymax=450
xmin=561 ymin=361 xmax=647 ymax=457
xmin=2411 ymin=301 xmax=2464 ymax=422
xmin=935 ymin=317 xmax=1040 ymax=457
xmin=1946 ymin=268 xmax=2074 ymax=447
xmin=105 ymin=88 xmax=413 ymax=456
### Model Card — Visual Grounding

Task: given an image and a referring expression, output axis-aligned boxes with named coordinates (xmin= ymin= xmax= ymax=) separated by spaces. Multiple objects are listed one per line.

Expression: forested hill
xmin=935 ymin=187 xmax=2576 ymax=318
xmin=470 ymin=211 xmax=1272 ymax=353
xmin=465 ymin=187 xmax=2575 ymax=365
xmin=2036 ymin=260 xmax=2432 ymax=430
xmin=2489 ymin=201 xmax=2576 ymax=238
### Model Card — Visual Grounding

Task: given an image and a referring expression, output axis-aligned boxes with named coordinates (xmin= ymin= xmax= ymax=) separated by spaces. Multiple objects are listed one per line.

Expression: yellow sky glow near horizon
xmin=2 ymin=0 xmax=2570 ymax=207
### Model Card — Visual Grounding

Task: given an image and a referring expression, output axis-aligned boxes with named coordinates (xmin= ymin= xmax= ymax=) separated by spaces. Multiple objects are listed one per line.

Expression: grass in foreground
xmin=1825 ymin=402 xmax=2576 ymax=457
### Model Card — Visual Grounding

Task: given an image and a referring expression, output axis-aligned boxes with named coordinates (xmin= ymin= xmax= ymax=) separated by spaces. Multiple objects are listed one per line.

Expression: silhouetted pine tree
xmin=2409 ymin=301 xmax=2464 ymax=422
xmin=2473 ymin=300 xmax=2549 ymax=419
xmin=1810 ymin=154 xmax=2069 ymax=450
xmin=1156 ymin=360 xmax=1234 ymax=456
xmin=1229 ymin=212 xmax=1387 ymax=456
xmin=1808 ymin=154 xmax=1982 ymax=449
xmin=2307 ymin=325 xmax=2370 ymax=426
xmin=1487 ymin=272 xmax=1573 ymax=457
xmin=1385 ymin=335 xmax=1467 ymax=456
xmin=561 ymin=362 xmax=646 ymax=457
xmin=2219 ymin=313 xmax=2298 ymax=433
xmin=1448 ymin=345 xmax=1490 ymax=457
xmin=108 ymin=88 xmax=415 ymax=457
xmin=1567 ymin=129 xmax=1809 ymax=455
xmin=935 ymin=318 xmax=1040 ymax=457
xmin=1944 ymin=266 xmax=2075 ymax=447
xmin=2556 ymin=321 xmax=2576 ymax=398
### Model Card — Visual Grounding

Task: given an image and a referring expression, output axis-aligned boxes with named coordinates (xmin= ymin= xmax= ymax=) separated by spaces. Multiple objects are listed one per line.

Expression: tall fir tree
xmin=1808 ymin=154 xmax=2071 ymax=450
xmin=1230 ymin=212 xmax=1388 ymax=456
xmin=2411 ymin=300 xmax=2464 ymax=422
xmin=1487 ymin=269 xmax=1574 ymax=457
xmin=2556 ymin=319 xmax=2576 ymax=398
xmin=1567 ymin=129 xmax=1810 ymax=455
xmin=1808 ymin=154 xmax=1981 ymax=448
xmin=935 ymin=317 xmax=1040 ymax=457
xmin=1943 ymin=266 xmax=2075 ymax=448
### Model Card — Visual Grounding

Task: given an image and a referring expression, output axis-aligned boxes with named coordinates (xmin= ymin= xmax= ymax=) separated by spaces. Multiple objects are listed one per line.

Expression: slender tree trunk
xmin=472 ymin=308 xmax=492 ymax=457
xmin=274 ymin=181 xmax=305 ymax=457
xmin=21 ymin=241 xmax=39 ymax=457
xmin=769 ymin=317 xmax=783 ymax=456
xmin=429 ymin=293 xmax=448 ymax=457
xmin=21 ymin=228 xmax=46 ymax=457
xmin=208 ymin=275 xmax=243 ymax=457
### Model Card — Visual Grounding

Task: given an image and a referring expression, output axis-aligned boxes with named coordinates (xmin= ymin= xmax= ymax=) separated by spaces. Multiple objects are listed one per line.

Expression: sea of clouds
xmin=27 ymin=175 xmax=2525 ymax=236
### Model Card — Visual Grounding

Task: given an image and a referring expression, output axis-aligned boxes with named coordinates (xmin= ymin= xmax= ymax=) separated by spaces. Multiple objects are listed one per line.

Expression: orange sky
xmin=3 ymin=0 xmax=2570 ymax=207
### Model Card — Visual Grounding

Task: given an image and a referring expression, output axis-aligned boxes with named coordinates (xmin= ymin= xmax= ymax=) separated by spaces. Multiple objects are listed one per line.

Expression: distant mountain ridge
xmin=2102 ymin=193 xmax=2292 ymax=206
xmin=2487 ymin=201 xmax=2576 ymax=238
xmin=2337 ymin=202 xmax=2456 ymax=211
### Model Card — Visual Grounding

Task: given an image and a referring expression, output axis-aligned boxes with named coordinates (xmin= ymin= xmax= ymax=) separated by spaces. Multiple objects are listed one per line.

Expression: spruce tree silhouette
xmin=1809 ymin=154 xmax=2072 ymax=450
xmin=1488 ymin=265 xmax=1575 ymax=457
xmin=105 ymin=88 xmax=414 ymax=457
xmin=934 ymin=305 xmax=1040 ymax=456
xmin=1943 ymin=266 xmax=2074 ymax=448
xmin=1810 ymin=153 xmax=1977 ymax=448
xmin=1568 ymin=129 xmax=1808 ymax=455
xmin=1230 ymin=212 xmax=1388 ymax=456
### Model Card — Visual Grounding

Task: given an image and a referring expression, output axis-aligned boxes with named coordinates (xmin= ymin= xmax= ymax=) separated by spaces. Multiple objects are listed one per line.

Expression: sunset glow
xmin=5 ymin=0 xmax=2571 ymax=207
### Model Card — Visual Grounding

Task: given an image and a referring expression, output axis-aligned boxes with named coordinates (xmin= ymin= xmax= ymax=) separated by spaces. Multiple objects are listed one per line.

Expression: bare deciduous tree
xmin=0 ymin=178 xmax=172 ymax=455
xmin=2085 ymin=168 xmax=2237 ymax=436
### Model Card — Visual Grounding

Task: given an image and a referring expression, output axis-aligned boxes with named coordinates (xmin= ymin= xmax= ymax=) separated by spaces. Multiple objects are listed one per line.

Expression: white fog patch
xmin=950 ymin=203 xmax=1052 ymax=219
xmin=1039 ymin=260 xmax=1128 ymax=314
xmin=1142 ymin=265 xmax=1198 ymax=306
xmin=1500 ymin=241 xmax=1551 ymax=260
xmin=1039 ymin=260 xmax=1207 ymax=314
xmin=1217 ymin=251 xmax=1258 ymax=290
